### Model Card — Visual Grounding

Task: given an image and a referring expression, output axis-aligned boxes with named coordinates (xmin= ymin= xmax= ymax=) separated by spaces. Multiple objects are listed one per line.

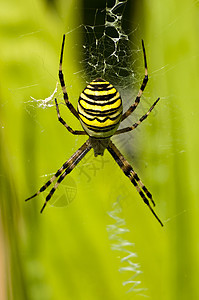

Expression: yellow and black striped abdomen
xmin=77 ymin=78 xmax=123 ymax=138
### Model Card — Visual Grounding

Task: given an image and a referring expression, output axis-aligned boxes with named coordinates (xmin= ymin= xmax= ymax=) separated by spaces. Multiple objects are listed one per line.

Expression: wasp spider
xmin=26 ymin=35 xmax=163 ymax=226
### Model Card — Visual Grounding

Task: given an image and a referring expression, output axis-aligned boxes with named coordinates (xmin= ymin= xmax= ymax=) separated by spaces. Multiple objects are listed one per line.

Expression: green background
xmin=1 ymin=0 xmax=199 ymax=299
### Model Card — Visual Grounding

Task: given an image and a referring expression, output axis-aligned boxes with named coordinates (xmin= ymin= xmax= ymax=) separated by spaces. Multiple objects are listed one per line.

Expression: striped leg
xmin=107 ymin=141 xmax=163 ymax=226
xmin=121 ymin=40 xmax=148 ymax=122
xmin=115 ymin=97 xmax=160 ymax=135
xmin=55 ymin=98 xmax=86 ymax=135
xmin=40 ymin=140 xmax=92 ymax=213
xmin=25 ymin=140 xmax=92 ymax=212
xmin=59 ymin=34 xmax=79 ymax=119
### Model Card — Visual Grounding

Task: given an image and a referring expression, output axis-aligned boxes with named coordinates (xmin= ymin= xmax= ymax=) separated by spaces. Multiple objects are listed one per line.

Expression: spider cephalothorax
xmin=26 ymin=34 xmax=163 ymax=226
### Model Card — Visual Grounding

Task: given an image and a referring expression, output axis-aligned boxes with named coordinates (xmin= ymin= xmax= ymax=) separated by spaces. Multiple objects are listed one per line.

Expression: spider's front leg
xmin=25 ymin=139 xmax=92 ymax=213
xmin=107 ymin=140 xmax=163 ymax=226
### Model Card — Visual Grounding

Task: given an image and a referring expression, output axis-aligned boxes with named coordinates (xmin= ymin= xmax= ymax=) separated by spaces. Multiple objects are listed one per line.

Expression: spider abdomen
xmin=77 ymin=78 xmax=123 ymax=138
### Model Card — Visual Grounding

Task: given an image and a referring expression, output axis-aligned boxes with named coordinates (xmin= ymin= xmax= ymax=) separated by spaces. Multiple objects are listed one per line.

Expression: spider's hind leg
xmin=58 ymin=34 xmax=79 ymax=119
xmin=121 ymin=40 xmax=148 ymax=122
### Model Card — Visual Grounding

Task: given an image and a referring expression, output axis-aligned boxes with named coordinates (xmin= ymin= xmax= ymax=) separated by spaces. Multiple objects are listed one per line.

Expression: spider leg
xmin=55 ymin=98 xmax=86 ymax=135
xmin=59 ymin=34 xmax=79 ymax=119
xmin=40 ymin=139 xmax=92 ymax=213
xmin=121 ymin=40 xmax=148 ymax=122
xmin=25 ymin=139 xmax=91 ymax=203
xmin=115 ymin=97 xmax=160 ymax=135
xmin=107 ymin=140 xmax=163 ymax=226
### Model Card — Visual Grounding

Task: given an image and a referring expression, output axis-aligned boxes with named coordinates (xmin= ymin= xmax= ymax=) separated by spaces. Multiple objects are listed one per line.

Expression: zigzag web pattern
xmin=107 ymin=198 xmax=147 ymax=294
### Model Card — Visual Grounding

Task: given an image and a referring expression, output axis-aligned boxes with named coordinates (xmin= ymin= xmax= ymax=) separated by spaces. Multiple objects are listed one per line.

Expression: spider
xmin=25 ymin=34 xmax=163 ymax=227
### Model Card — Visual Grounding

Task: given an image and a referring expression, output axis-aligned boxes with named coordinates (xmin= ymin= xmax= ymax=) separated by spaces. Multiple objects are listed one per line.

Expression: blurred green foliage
xmin=1 ymin=0 xmax=199 ymax=299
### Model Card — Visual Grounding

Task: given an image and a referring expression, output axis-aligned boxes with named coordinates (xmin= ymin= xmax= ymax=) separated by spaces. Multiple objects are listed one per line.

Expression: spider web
xmin=80 ymin=0 xmax=136 ymax=88
xmin=27 ymin=0 xmax=141 ymax=108
xmin=25 ymin=0 xmax=145 ymax=294
xmin=26 ymin=0 xmax=141 ymax=159
xmin=107 ymin=197 xmax=146 ymax=295
xmin=80 ymin=2 xmax=145 ymax=293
